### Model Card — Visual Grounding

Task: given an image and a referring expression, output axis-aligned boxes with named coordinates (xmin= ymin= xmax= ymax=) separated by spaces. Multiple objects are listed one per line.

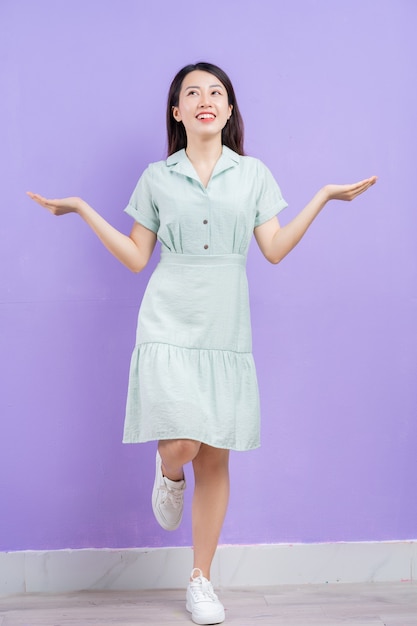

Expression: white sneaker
xmin=186 ymin=568 xmax=225 ymax=625
xmin=152 ymin=451 xmax=185 ymax=531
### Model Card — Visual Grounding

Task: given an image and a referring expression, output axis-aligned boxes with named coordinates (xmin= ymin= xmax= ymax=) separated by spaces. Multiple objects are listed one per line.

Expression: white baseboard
xmin=1 ymin=541 xmax=415 ymax=595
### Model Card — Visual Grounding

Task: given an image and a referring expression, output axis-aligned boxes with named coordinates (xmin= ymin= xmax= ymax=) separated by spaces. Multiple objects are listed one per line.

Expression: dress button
xmin=204 ymin=244 xmax=209 ymax=250
xmin=203 ymin=219 xmax=208 ymax=224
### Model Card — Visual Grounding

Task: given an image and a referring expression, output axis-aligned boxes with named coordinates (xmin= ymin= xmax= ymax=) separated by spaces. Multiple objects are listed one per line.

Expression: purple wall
xmin=1 ymin=0 xmax=416 ymax=551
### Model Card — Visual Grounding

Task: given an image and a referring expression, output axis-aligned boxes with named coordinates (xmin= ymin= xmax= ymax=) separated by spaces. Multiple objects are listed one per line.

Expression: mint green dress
xmin=123 ymin=146 xmax=287 ymax=450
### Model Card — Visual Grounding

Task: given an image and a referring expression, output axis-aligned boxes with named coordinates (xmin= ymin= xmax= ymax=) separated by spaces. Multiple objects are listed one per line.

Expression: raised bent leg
xmin=152 ymin=439 xmax=201 ymax=532
xmin=191 ymin=444 xmax=230 ymax=580
xmin=158 ymin=438 xmax=201 ymax=480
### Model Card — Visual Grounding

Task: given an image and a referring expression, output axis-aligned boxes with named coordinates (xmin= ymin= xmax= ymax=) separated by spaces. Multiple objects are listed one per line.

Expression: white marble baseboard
xmin=1 ymin=541 xmax=415 ymax=595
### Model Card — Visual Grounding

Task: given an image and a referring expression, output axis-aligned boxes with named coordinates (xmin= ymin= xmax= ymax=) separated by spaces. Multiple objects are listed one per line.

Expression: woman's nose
xmin=198 ymin=93 xmax=212 ymax=107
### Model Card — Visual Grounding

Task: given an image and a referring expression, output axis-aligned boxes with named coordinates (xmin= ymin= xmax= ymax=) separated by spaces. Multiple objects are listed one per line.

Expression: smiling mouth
xmin=197 ymin=113 xmax=216 ymax=120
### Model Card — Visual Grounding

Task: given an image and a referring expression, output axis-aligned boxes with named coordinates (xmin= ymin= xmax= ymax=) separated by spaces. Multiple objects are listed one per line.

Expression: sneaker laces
xmin=159 ymin=483 xmax=183 ymax=509
xmin=190 ymin=569 xmax=217 ymax=601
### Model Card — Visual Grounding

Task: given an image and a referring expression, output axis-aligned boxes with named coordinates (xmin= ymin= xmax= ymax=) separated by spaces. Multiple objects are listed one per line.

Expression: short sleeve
xmin=254 ymin=160 xmax=288 ymax=228
xmin=124 ymin=165 xmax=160 ymax=233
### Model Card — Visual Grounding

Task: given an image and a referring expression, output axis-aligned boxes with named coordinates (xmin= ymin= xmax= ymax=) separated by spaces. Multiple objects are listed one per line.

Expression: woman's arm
xmin=26 ymin=193 xmax=157 ymax=273
xmin=254 ymin=176 xmax=377 ymax=264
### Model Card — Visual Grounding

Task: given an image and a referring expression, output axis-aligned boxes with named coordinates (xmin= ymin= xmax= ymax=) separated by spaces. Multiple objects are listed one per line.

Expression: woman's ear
xmin=172 ymin=106 xmax=182 ymax=122
xmin=228 ymin=104 xmax=233 ymax=120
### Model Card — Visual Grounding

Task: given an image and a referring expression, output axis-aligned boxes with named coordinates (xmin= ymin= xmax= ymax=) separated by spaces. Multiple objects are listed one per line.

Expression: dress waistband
xmin=159 ymin=252 xmax=246 ymax=267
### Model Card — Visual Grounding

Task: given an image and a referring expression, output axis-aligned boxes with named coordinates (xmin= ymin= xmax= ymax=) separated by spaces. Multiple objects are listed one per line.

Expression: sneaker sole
xmin=186 ymin=602 xmax=225 ymax=624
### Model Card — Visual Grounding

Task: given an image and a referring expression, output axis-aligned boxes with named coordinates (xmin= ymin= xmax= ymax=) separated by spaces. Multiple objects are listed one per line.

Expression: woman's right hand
xmin=26 ymin=191 xmax=157 ymax=272
xmin=26 ymin=192 xmax=86 ymax=216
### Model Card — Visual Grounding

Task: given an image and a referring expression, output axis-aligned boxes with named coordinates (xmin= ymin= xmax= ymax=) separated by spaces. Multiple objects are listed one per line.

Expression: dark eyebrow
xmin=184 ymin=84 xmax=224 ymax=90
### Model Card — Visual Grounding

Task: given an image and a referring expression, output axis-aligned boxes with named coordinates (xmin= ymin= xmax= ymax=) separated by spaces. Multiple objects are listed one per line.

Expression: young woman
xmin=28 ymin=62 xmax=377 ymax=625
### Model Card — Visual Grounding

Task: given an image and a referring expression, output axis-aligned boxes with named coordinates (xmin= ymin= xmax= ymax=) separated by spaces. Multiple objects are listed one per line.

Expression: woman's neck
xmin=185 ymin=137 xmax=222 ymax=168
xmin=185 ymin=138 xmax=223 ymax=188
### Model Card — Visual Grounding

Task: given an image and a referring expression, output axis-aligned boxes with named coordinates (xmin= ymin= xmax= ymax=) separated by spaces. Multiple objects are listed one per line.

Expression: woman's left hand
xmin=324 ymin=176 xmax=378 ymax=202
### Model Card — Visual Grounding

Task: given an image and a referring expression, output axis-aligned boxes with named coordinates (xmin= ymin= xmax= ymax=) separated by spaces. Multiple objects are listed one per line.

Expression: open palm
xmin=26 ymin=192 xmax=84 ymax=216
xmin=325 ymin=176 xmax=377 ymax=202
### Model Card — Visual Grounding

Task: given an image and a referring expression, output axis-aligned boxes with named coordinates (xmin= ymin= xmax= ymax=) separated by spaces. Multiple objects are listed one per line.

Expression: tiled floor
xmin=0 ymin=582 xmax=416 ymax=625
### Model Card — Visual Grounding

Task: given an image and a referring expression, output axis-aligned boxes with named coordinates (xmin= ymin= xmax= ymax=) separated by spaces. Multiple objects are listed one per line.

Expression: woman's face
xmin=172 ymin=70 xmax=233 ymax=142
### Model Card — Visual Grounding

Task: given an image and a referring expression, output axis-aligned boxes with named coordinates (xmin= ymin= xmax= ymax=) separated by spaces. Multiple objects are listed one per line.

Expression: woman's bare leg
xmin=158 ymin=438 xmax=201 ymax=480
xmin=191 ymin=444 xmax=230 ymax=580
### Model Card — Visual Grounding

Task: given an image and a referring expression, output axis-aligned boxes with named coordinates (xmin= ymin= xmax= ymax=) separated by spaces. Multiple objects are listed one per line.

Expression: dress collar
xmin=166 ymin=145 xmax=240 ymax=183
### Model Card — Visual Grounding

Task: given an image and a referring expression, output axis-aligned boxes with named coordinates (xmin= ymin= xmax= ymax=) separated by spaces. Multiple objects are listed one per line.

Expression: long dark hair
xmin=166 ymin=62 xmax=245 ymax=156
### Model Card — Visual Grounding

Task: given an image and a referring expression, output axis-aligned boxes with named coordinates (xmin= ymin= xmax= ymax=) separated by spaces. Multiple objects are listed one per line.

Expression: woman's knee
xmin=193 ymin=445 xmax=230 ymax=474
xmin=159 ymin=439 xmax=201 ymax=466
